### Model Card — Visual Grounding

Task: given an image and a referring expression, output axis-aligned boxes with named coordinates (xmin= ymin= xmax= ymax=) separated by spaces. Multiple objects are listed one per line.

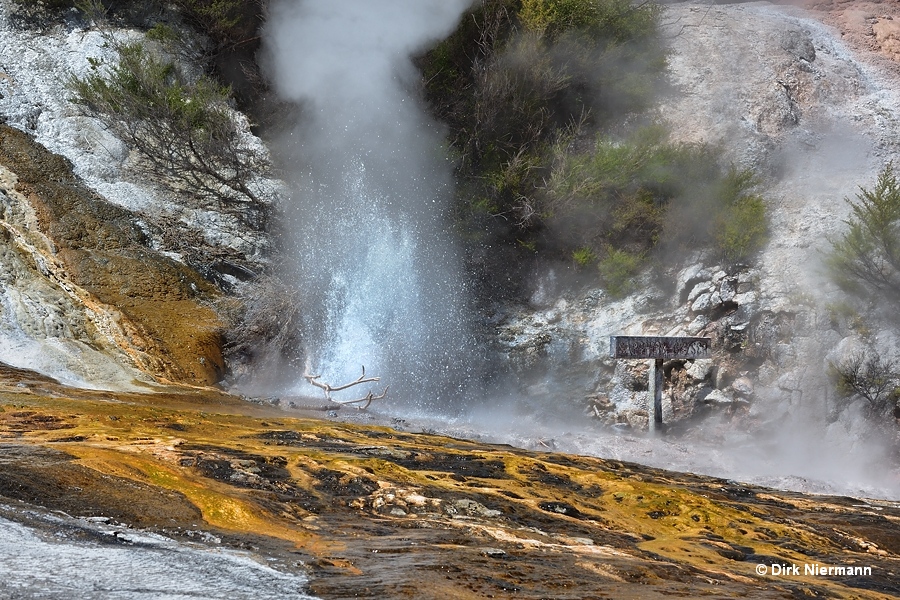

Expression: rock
xmin=450 ymin=499 xmax=501 ymax=519
xmin=675 ymin=262 xmax=710 ymax=300
xmin=687 ymin=315 xmax=709 ymax=334
xmin=480 ymin=548 xmax=507 ymax=558
xmin=691 ymin=292 xmax=712 ymax=313
xmin=824 ymin=336 xmax=866 ymax=369
xmin=686 ymin=359 xmax=713 ymax=381
xmin=719 ymin=277 xmax=738 ymax=303
xmin=874 ymin=18 xmax=900 ymax=62
xmin=703 ymin=389 xmax=736 ymax=405
xmin=781 ymin=29 xmax=816 ymax=62
xmin=732 ymin=377 xmax=754 ymax=397
xmin=687 ymin=281 xmax=713 ymax=303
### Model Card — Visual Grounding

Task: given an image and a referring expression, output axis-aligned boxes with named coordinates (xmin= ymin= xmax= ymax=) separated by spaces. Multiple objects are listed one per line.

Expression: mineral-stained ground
xmin=0 ymin=364 xmax=897 ymax=599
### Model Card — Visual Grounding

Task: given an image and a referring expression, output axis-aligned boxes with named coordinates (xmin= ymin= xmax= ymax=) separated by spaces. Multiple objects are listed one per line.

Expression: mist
xmin=262 ymin=0 xmax=478 ymax=411
xmin=254 ymin=0 xmax=900 ymax=499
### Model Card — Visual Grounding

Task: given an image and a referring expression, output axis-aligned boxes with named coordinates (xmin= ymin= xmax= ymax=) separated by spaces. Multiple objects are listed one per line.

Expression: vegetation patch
xmin=69 ymin=38 xmax=271 ymax=229
xmin=828 ymin=163 xmax=900 ymax=297
xmin=420 ymin=0 xmax=766 ymax=297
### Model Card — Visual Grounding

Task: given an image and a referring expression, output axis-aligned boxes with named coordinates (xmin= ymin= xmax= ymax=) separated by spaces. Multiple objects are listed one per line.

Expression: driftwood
xmin=303 ymin=366 xmax=388 ymax=410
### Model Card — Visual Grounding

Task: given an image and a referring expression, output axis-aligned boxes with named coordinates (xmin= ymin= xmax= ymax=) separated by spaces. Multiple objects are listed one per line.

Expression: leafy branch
xmin=69 ymin=38 xmax=272 ymax=229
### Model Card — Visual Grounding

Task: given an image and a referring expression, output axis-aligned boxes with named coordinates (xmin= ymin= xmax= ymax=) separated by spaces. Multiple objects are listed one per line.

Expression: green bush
xmin=172 ymin=0 xmax=258 ymax=50
xmin=542 ymin=129 xmax=768 ymax=291
xmin=70 ymin=40 xmax=270 ymax=228
xmin=712 ymin=168 xmax=768 ymax=262
xmin=547 ymin=125 xmax=688 ymax=200
xmin=520 ymin=0 xmax=599 ymax=35
xmin=546 ymin=126 xmax=716 ymax=253
xmin=598 ymin=247 xmax=642 ymax=297
xmin=421 ymin=0 xmax=664 ymax=238
xmin=828 ymin=351 xmax=900 ymax=420
xmin=828 ymin=163 xmax=900 ymax=297
xmin=572 ymin=246 xmax=596 ymax=266
xmin=520 ymin=0 xmax=660 ymax=43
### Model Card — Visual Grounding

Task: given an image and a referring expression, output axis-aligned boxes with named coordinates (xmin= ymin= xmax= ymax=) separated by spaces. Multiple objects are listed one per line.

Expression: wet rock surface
xmin=0 ymin=497 xmax=314 ymax=600
xmin=0 ymin=124 xmax=225 ymax=386
xmin=0 ymin=373 xmax=898 ymax=598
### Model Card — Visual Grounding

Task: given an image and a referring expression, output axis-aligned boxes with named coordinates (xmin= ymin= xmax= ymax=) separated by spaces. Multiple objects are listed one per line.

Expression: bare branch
xmin=304 ymin=366 xmax=387 ymax=409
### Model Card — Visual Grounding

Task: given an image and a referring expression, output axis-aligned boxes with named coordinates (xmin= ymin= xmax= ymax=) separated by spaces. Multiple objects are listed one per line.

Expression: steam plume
xmin=263 ymin=0 xmax=478 ymax=410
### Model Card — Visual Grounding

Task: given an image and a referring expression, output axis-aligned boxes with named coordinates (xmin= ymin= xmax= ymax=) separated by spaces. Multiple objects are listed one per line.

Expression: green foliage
xmin=828 ymin=351 xmax=900 ymax=419
xmin=541 ymin=128 xmax=768 ymax=292
xmin=146 ymin=22 xmax=179 ymax=45
xmin=547 ymin=125 xmax=695 ymax=200
xmin=828 ymin=164 xmax=900 ymax=297
xmin=572 ymin=246 xmax=596 ymax=266
xmin=70 ymin=40 xmax=269 ymax=227
xmin=598 ymin=247 xmax=642 ymax=297
xmin=172 ymin=0 xmax=254 ymax=49
xmin=712 ymin=168 xmax=768 ymax=263
xmin=546 ymin=126 xmax=708 ymax=250
xmin=520 ymin=0 xmax=660 ymax=43
xmin=421 ymin=0 xmax=665 ymax=241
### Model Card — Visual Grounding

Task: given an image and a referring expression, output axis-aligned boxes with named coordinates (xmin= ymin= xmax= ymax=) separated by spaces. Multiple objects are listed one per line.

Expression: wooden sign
xmin=609 ymin=336 xmax=711 ymax=360
xmin=609 ymin=335 xmax=712 ymax=435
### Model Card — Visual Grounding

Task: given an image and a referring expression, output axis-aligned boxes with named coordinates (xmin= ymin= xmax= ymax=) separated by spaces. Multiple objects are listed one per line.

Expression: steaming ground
xmin=308 ymin=0 xmax=900 ymax=502
xmin=650 ymin=0 xmax=900 ymax=498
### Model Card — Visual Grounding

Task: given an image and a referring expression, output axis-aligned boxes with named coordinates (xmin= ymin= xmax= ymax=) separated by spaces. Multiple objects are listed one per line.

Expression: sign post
xmin=609 ymin=336 xmax=711 ymax=434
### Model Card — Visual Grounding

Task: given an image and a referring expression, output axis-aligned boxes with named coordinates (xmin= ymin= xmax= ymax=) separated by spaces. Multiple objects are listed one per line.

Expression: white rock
xmin=691 ymin=292 xmax=713 ymax=313
xmin=732 ymin=376 xmax=754 ymax=396
xmin=687 ymin=359 xmax=713 ymax=381
xmin=703 ymin=389 xmax=735 ymax=404
xmin=687 ymin=315 xmax=710 ymax=334
xmin=687 ymin=281 xmax=713 ymax=303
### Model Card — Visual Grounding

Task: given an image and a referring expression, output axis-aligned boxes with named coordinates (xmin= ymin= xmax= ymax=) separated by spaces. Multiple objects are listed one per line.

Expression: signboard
xmin=609 ymin=336 xmax=711 ymax=360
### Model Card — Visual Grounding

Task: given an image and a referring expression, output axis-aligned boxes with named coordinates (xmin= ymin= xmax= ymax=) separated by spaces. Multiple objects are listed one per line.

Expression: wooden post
xmin=610 ymin=336 xmax=711 ymax=434
xmin=648 ymin=358 xmax=663 ymax=434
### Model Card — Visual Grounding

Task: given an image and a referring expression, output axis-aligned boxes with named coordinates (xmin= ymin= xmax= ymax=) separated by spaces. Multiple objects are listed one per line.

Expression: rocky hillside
xmin=0 ymin=0 xmax=898 ymax=596
xmin=0 ymin=0 xmax=276 ymax=389
xmin=489 ymin=0 xmax=900 ymax=497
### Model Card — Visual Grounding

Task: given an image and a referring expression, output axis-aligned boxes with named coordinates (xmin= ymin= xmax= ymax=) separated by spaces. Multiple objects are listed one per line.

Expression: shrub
xmin=520 ymin=0 xmax=660 ymax=43
xmin=828 ymin=351 xmax=900 ymax=419
xmin=421 ymin=0 xmax=665 ymax=239
xmin=712 ymin=167 xmax=768 ymax=263
xmin=171 ymin=0 xmax=261 ymax=52
xmin=828 ymin=164 xmax=900 ymax=297
xmin=545 ymin=126 xmax=718 ymax=256
xmin=70 ymin=39 xmax=271 ymax=228
xmin=598 ymin=247 xmax=642 ymax=297
xmin=572 ymin=246 xmax=596 ymax=266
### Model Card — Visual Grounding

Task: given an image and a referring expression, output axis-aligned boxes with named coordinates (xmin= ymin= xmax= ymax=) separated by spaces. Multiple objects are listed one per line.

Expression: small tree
xmin=70 ymin=39 xmax=271 ymax=229
xmin=829 ymin=351 xmax=900 ymax=418
xmin=828 ymin=164 xmax=900 ymax=297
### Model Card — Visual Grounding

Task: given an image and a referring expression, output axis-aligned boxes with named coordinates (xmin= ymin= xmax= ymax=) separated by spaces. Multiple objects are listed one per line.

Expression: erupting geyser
xmin=264 ymin=0 xmax=479 ymax=410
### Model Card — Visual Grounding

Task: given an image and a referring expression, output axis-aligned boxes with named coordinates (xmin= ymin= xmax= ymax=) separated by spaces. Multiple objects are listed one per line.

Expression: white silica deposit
xmin=0 ymin=511 xmax=318 ymax=600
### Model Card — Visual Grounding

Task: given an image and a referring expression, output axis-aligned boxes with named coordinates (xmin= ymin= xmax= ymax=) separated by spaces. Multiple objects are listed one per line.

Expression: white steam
xmin=263 ymin=0 xmax=478 ymax=409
